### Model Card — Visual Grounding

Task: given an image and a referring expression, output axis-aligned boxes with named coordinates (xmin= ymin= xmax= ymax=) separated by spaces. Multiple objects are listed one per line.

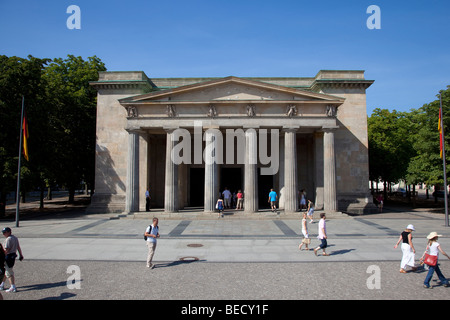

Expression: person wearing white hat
xmin=420 ymin=232 xmax=450 ymax=289
xmin=394 ymin=224 xmax=417 ymax=273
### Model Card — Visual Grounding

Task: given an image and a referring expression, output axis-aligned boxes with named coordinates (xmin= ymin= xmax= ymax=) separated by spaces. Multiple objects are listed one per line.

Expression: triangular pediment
xmin=119 ymin=76 xmax=344 ymax=104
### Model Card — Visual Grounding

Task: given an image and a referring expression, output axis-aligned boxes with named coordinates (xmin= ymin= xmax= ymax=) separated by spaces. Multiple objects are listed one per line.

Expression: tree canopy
xmin=0 ymin=55 xmax=106 ymax=215
xmin=368 ymin=86 xmax=450 ymax=191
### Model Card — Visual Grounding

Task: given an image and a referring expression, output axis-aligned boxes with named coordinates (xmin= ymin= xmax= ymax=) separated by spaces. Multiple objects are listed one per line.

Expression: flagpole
xmin=15 ymin=96 xmax=25 ymax=228
xmin=440 ymin=92 xmax=449 ymax=227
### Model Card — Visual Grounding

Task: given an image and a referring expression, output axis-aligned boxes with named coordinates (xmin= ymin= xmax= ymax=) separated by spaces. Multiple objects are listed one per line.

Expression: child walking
xmin=420 ymin=232 xmax=450 ymax=289
xmin=216 ymin=197 xmax=224 ymax=218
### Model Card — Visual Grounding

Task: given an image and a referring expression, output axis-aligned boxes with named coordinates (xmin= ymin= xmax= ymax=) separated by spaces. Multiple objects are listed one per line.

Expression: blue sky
xmin=1 ymin=0 xmax=449 ymax=115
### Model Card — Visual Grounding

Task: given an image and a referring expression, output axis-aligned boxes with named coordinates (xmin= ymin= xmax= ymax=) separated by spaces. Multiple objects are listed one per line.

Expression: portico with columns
xmin=89 ymin=71 xmax=375 ymax=215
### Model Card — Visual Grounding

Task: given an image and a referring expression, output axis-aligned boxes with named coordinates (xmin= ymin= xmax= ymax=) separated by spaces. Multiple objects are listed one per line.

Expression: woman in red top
xmin=236 ymin=190 xmax=244 ymax=210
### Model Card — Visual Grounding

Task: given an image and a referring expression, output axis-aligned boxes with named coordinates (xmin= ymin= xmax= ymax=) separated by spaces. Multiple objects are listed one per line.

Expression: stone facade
xmin=88 ymin=70 xmax=374 ymax=215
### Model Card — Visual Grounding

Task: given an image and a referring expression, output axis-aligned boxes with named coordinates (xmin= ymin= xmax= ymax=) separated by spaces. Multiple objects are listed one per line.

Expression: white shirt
xmin=146 ymin=225 xmax=159 ymax=244
xmin=428 ymin=242 xmax=440 ymax=257
xmin=318 ymin=218 xmax=326 ymax=239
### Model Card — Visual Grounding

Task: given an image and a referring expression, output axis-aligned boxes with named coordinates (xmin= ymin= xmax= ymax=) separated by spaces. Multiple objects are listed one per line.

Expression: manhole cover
xmin=187 ymin=243 xmax=203 ymax=247
xmin=179 ymin=256 xmax=199 ymax=261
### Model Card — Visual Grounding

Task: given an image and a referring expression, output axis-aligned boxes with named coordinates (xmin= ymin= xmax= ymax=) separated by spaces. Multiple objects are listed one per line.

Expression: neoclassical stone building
xmin=89 ymin=70 xmax=374 ymax=215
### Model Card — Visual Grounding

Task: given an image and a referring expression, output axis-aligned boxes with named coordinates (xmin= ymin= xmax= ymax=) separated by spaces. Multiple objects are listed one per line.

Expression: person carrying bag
xmin=420 ymin=232 xmax=450 ymax=289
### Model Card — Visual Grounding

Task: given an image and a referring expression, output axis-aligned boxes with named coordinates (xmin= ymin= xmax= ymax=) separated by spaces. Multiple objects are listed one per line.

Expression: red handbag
xmin=423 ymin=253 xmax=437 ymax=267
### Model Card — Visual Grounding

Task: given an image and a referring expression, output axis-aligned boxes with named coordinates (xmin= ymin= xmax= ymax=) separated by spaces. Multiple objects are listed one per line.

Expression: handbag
xmin=302 ymin=238 xmax=311 ymax=244
xmin=423 ymin=253 xmax=437 ymax=267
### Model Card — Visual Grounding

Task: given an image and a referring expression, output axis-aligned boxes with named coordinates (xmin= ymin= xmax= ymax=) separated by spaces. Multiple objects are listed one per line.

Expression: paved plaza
xmin=1 ymin=205 xmax=450 ymax=303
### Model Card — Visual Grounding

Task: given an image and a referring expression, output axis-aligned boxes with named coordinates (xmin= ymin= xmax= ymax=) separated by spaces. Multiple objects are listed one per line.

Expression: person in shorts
xmin=314 ymin=213 xmax=329 ymax=256
xmin=1 ymin=227 xmax=24 ymax=293
xmin=268 ymin=189 xmax=278 ymax=212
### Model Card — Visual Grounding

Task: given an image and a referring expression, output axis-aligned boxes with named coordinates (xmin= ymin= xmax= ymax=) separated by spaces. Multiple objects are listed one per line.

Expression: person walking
xmin=268 ymin=189 xmax=278 ymax=212
xmin=145 ymin=188 xmax=151 ymax=212
xmin=0 ymin=227 xmax=24 ymax=293
xmin=314 ymin=213 xmax=329 ymax=256
xmin=298 ymin=212 xmax=310 ymax=251
xmin=420 ymin=232 xmax=450 ymax=289
xmin=144 ymin=218 xmax=160 ymax=269
xmin=376 ymin=193 xmax=383 ymax=212
xmin=307 ymin=200 xmax=315 ymax=223
xmin=299 ymin=189 xmax=306 ymax=211
xmin=216 ymin=197 xmax=224 ymax=218
xmin=394 ymin=224 xmax=417 ymax=273
xmin=236 ymin=190 xmax=244 ymax=210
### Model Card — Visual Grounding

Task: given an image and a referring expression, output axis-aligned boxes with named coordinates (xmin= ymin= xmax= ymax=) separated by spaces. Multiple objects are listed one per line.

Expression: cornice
xmin=310 ymin=79 xmax=374 ymax=92
xmin=89 ymin=80 xmax=154 ymax=91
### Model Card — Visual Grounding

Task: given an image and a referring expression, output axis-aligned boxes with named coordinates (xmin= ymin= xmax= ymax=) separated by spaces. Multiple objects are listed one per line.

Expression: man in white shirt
xmin=144 ymin=218 xmax=160 ymax=269
xmin=314 ymin=213 xmax=330 ymax=256
xmin=222 ymin=187 xmax=232 ymax=208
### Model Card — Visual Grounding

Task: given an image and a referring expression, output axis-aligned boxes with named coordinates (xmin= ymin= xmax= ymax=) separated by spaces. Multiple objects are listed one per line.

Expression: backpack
xmin=143 ymin=225 xmax=159 ymax=240
xmin=144 ymin=225 xmax=152 ymax=241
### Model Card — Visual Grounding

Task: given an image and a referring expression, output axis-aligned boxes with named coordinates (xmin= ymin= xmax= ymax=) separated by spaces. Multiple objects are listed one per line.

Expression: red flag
xmin=22 ymin=112 xmax=29 ymax=161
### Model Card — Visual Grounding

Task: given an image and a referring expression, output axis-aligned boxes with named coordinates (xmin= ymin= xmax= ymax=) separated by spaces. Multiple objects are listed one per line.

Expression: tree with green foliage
xmin=407 ymin=86 xmax=450 ymax=186
xmin=42 ymin=55 xmax=106 ymax=203
xmin=0 ymin=54 xmax=106 ymax=216
xmin=368 ymin=108 xmax=416 ymax=194
xmin=0 ymin=55 xmax=50 ymax=216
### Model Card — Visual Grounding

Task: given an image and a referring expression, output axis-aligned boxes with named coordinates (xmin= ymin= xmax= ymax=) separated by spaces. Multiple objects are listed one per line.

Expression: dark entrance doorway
xmin=220 ymin=167 xmax=242 ymax=197
xmin=189 ymin=168 xmax=204 ymax=207
xmin=258 ymin=168 xmax=274 ymax=209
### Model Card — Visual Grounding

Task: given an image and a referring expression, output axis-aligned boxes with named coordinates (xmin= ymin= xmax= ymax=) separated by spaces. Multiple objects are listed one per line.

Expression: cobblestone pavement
xmin=1 ymin=205 xmax=450 ymax=304
xmin=2 ymin=260 xmax=449 ymax=301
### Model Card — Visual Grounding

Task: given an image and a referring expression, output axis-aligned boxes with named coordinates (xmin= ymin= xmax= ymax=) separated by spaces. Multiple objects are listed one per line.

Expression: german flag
xmin=22 ymin=112 xmax=29 ymax=161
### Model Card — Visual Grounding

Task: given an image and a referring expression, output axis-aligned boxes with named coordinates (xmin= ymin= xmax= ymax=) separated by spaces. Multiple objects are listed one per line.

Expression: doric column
xmin=323 ymin=127 xmax=338 ymax=212
xmin=125 ymin=129 xmax=140 ymax=213
xmin=314 ymin=131 xmax=324 ymax=210
xmin=139 ymin=132 xmax=149 ymax=212
xmin=244 ymin=127 xmax=258 ymax=213
xmin=204 ymin=128 xmax=220 ymax=212
xmin=278 ymin=134 xmax=285 ymax=209
xmin=284 ymin=127 xmax=298 ymax=213
xmin=164 ymin=128 xmax=178 ymax=213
